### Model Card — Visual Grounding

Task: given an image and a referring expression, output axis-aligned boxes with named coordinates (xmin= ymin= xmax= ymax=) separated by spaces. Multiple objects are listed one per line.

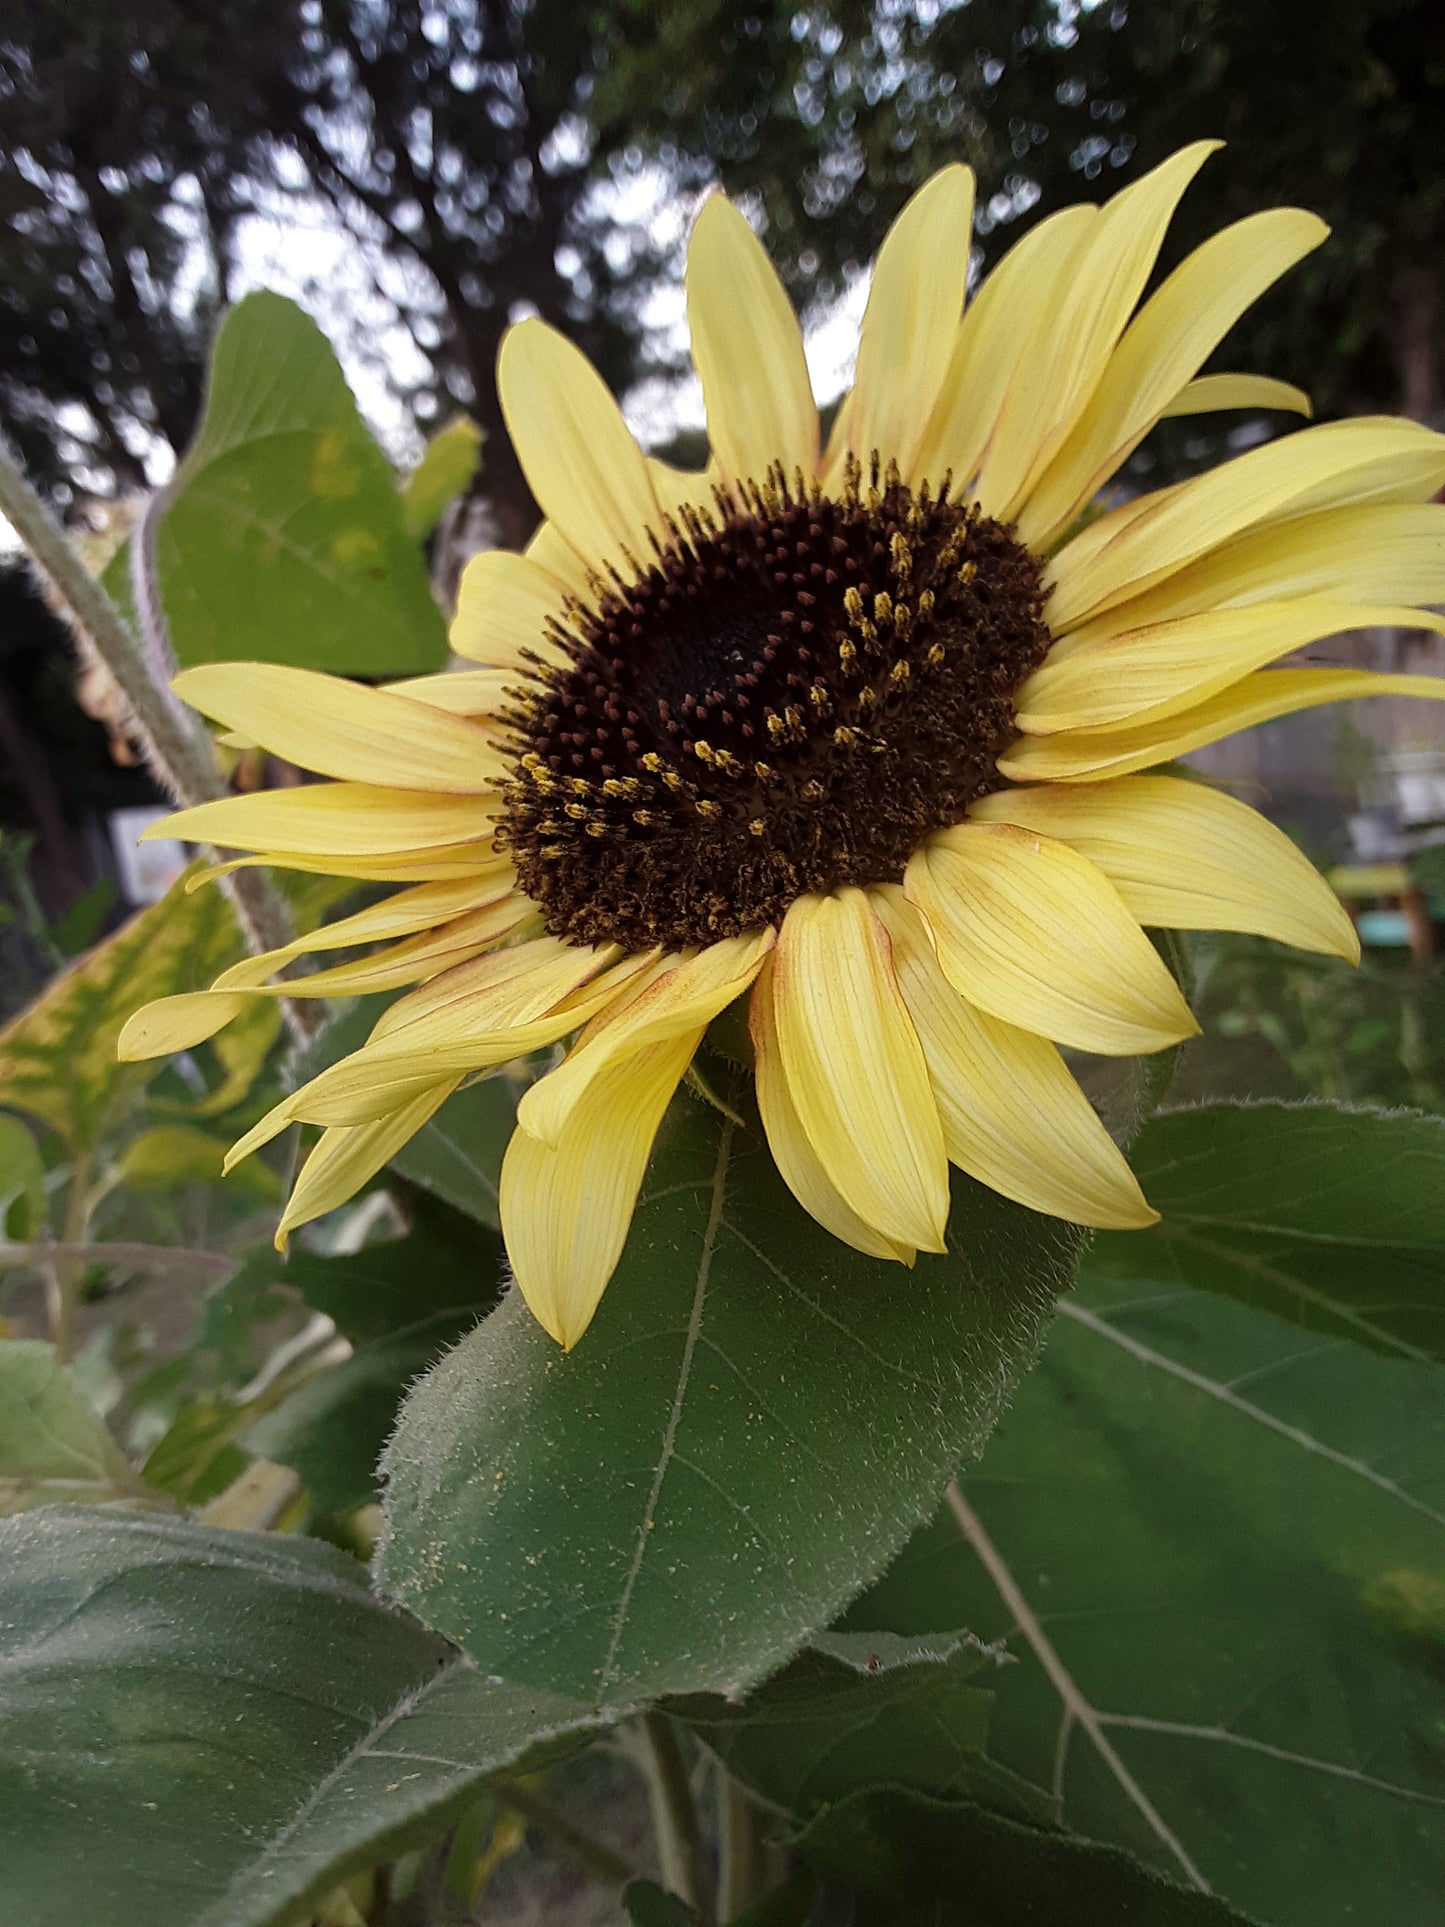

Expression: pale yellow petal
xmin=1048 ymin=417 xmax=1445 ymax=630
xmin=152 ymin=785 xmax=501 ymax=858
xmin=501 ymin=1030 xmax=699 ymax=1348
xmin=971 ymin=775 xmax=1359 ymax=961
xmin=498 ymin=317 xmax=660 ymax=574
xmin=905 ymin=824 xmax=1197 ymax=1056
xmin=275 ymin=1079 xmax=463 ymax=1247
xmin=872 ymin=885 xmax=1155 ymax=1229
xmin=1057 ymin=502 xmax=1445 ymax=651
xmin=117 ymin=989 xmax=256 ymax=1060
xmin=773 ymin=888 xmax=948 ymax=1251
xmin=1016 ymin=207 xmax=1327 ymax=547
xmin=217 ymin=897 xmax=531 ymax=999
xmin=450 ymin=548 xmax=572 ymax=671
xmin=647 ymin=456 xmax=722 ymax=530
xmin=517 ymin=927 xmax=774 ymax=1147
xmin=1159 ymin=373 xmax=1312 ymax=419
xmin=1017 ymin=598 xmax=1445 ymax=736
xmin=210 ymin=874 xmax=517 ymax=990
xmin=190 ymin=842 xmax=506 ymax=887
xmin=750 ymin=952 xmax=915 ymax=1263
xmin=371 ymin=935 xmax=626 ymax=1045
xmin=999 ymin=668 xmax=1445 ymax=784
xmin=386 ymin=668 xmax=523 ymax=717
xmin=848 ymin=166 xmax=975 ymax=476
xmin=687 ymin=195 xmax=818 ymax=486
xmin=172 ymin=663 xmax=504 ymax=793
xmin=525 ymin=519 xmax=596 ymax=601
xmin=909 ymin=205 xmax=1096 ymax=491
xmin=976 ymin=142 xmax=1218 ymax=522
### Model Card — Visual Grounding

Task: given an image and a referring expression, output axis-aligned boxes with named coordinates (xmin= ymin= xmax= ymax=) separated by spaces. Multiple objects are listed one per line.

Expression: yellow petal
xmin=153 ymin=784 xmax=501 ymax=857
xmin=999 ymin=667 xmax=1445 ymax=783
xmin=1017 ymin=598 xmax=1445 ymax=736
xmin=972 ymin=775 xmax=1359 ymax=961
xmin=117 ymin=989 xmax=256 ymax=1061
xmin=525 ymin=518 xmax=596 ymax=601
xmin=687 ymin=195 xmax=818 ymax=486
xmin=501 ymin=1030 xmax=699 ymax=1348
xmin=1048 ymin=417 xmax=1445 ymax=630
xmin=646 ymin=455 xmax=721 ymax=531
xmin=371 ymin=935 xmax=626 ymax=1046
xmin=386 ymin=668 xmax=522 ymax=717
xmin=275 ymin=1079 xmax=463 ymax=1247
xmin=1057 ymin=502 xmax=1445 ymax=651
xmin=497 ymin=317 xmax=660 ymax=575
xmin=517 ymin=927 xmax=774 ymax=1147
xmin=905 ymin=824 xmax=1197 ymax=1056
xmin=450 ymin=548 xmax=572 ymax=671
xmin=171 ymin=664 xmax=505 ymax=793
xmin=976 ymin=142 xmax=1218 ymax=522
xmin=1017 ymin=207 xmax=1327 ymax=547
xmin=872 ymin=886 xmax=1156 ymax=1229
xmin=216 ymin=897 xmax=531 ymax=999
xmin=211 ymin=874 xmax=517 ymax=990
xmin=909 ymin=204 xmax=1096 ymax=491
xmin=190 ymin=843 xmax=505 ymax=887
xmin=848 ymin=165 xmax=975 ymax=476
xmin=773 ymin=888 xmax=948 ymax=1251
xmin=1159 ymin=373 xmax=1312 ymax=419
xmin=750 ymin=952 xmax=915 ymax=1262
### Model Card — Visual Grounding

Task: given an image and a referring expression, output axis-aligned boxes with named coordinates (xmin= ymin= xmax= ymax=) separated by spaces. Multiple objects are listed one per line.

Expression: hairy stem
xmin=0 ymin=435 xmax=321 ymax=1038
xmin=45 ymin=1151 xmax=95 ymax=1363
xmin=636 ymin=1712 xmax=715 ymax=1924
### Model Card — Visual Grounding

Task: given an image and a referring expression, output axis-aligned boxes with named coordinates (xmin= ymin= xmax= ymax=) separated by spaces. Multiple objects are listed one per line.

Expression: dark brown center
xmin=497 ymin=462 xmax=1051 ymax=949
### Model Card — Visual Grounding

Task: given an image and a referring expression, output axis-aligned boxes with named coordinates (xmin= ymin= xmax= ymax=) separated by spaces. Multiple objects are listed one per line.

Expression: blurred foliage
xmin=2 ymin=0 xmax=1439 ymax=534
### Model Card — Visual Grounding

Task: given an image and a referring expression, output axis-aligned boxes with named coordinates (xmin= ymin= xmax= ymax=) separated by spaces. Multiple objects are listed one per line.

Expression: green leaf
xmin=0 ymin=1509 xmax=601 ymax=1927
xmin=795 ymin=1789 xmax=1259 ymax=1925
xmin=140 ymin=1397 xmax=251 ymax=1507
xmin=0 ymin=1111 xmax=46 ymax=1238
xmin=673 ymin=1630 xmax=1050 ymax=1825
xmin=841 ymin=1274 xmax=1445 ymax=1926
xmin=378 ymin=1083 xmax=1078 ymax=1710
xmin=146 ymin=291 xmax=446 ymax=674
xmin=622 ymin=1880 xmax=700 ymax=1926
xmin=117 ymin=1123 xmax=280 ymax=1201
xmin=1093 ymin=1100 xmax=1445 ymax=1362
xmin=0 ymin=1341 xmax=147 ymax=1513
xmin=0 ymin=869 xmax=242 ymax=1148
xmin=400 ymin=413 xmax=484 ymax=542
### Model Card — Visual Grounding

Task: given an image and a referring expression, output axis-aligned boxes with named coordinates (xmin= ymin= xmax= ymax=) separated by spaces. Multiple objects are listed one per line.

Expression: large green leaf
xmin=841 ymin=1271 xmax=1445 ymax=1926
xmin=378 ymin=1081 xmax=1079 ymax=1709
xmin=795 ymin=1789 xmax=1258 ymax=1925
xmin=0 ymin=871 xmax=241 ymax=1147
xmin=0 ymin=1509 xmax=601 ymax=1927
xmin=146 ymin=291 xmax=445 ymax=673
xmin=673 ymin=1629 xmax=1051 ymax=1824
xmin=0 ymin=1342 xmax=151 ymax=1514
xmin=1093 ymin=1100 xmax=1445 ymax=1362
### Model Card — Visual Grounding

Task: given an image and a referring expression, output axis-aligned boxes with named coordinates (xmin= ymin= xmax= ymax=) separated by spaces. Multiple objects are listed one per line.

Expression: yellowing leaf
xmin=400 ymin=414 xmax=484 ymax=542
xmin=0 ymin=870 xmax=243 ymax=1149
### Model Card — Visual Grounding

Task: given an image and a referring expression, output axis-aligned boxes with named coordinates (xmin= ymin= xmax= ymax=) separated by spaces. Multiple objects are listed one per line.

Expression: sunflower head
xmin=122 ymin=141 xmax=1445 ymax=1348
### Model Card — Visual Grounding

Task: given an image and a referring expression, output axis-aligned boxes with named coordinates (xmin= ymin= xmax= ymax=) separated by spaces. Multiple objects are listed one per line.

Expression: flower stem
xmin=636 ymin=1711 xmax=715 ymax=1923
xmin=45 ymin=1150 xmax=94 ymax=1363
xmin=717 ymin=1770 xmax=771 ymax=1922
xmin=494 ymin=1781 xmax=636 ymax=1887
xmin=0 ymin=435 xmax=320 ymax=1037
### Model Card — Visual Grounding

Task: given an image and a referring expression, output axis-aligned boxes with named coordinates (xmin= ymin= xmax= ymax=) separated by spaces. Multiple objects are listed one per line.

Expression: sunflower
xmin=121 ymin=142 xmax=1445 ymax=1347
